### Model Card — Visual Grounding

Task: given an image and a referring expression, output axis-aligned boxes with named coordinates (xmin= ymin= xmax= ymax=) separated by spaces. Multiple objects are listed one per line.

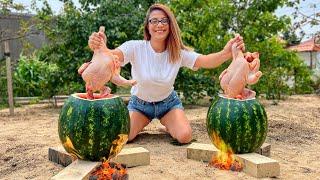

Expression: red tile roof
xmin=288 ymin=37 xmax=320 ymax=52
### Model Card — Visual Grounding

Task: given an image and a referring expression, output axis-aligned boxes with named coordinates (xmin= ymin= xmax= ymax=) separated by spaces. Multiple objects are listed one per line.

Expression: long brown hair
xmin=143 ymin=3 xmax=191 ymax=63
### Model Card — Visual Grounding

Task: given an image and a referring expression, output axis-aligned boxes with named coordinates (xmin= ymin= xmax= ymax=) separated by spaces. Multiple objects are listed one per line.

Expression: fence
xmin=5 ymin=94 xmax=131 ymax=108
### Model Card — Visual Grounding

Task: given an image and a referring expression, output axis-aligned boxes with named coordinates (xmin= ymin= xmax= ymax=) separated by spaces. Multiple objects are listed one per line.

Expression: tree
xmin=287 ymin=0 xmax=320 ymax=39
xmin=166 ymin=0 xmax=313 ymax=101
xmin=32 ymin=0 xmax=314 ymax=101
xmin=0 ymin=0 xmax=40 ymax=43
xmin=0 ymin=0 xmax=39 ymax=105
xmin=282 ymin=27 xmax=302 ymax=46
xmin=33 ymin=0 xmax=156 ymax=94
xmin=0 ymin=0 xmax=25 ymax=14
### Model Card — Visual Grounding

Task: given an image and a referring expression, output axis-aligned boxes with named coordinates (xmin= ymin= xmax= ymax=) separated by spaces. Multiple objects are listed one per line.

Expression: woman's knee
xmin=175 ymin=127 xmax=192 ymax=143
xmin=128 ymin=131 xmax=137 ymax=142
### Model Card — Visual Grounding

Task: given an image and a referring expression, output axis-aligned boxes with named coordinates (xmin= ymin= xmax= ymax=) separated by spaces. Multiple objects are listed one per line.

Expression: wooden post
xmin=310 ymin=51 xmax=313 ymax=69
xmin=4 ymin=41 xmax=14 ymax=116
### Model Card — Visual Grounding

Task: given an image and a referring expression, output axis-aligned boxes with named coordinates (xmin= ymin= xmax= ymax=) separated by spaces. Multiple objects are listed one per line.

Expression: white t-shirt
xmin=118 ymin=40 xmax=201 ymax=102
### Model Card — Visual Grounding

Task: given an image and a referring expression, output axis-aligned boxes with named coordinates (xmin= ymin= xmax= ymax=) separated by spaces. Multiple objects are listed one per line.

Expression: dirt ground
xmin=0 ymin=94 xmax=319 ymax=180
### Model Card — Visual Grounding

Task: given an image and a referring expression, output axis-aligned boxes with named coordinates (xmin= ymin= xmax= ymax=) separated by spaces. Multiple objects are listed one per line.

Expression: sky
xmin=13 ymin=0 xmax=320 ymax=41
xmin=275 ymin=0 xmax=320 ymax=40
xmin=13 ymin=0 xmax=80 ymax=14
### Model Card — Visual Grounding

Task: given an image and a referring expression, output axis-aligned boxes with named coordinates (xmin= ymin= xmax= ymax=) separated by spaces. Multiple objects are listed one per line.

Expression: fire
xmin=108 ymin=134 xmax=128 ymax=160
xmin=91 ymin=161 xmax=128 ymax=180
xmin=208 ymin=132 xmax=243 ymax=171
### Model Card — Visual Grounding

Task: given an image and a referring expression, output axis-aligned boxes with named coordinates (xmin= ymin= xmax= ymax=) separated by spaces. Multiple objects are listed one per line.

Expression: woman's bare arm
xmin=194 ymin=34 xmax=244 ymax=69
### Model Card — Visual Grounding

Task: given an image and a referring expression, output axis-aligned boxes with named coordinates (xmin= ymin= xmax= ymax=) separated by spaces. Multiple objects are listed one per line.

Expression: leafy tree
xmin=31 ymin=0 xmax=314 ymax=102
xmin=0 ymin=0 xmax=39 ymax=43
xmin=0 ymin=0 xmax=25 ymax=14
xmin=34 ymin=0 xmax=155 ymax=93
xmin=253 ymin=37 xmax=313 ymax=99
xmin=282 ymin=27 xmax=302 ymax=46
xmin=287 ymin=0 xmax=320 ymax=39
xmin=167 ymin=0 xmax=313 ymax=101
xmin=0 ymin=0 xmax=41 ymax=104
xmin=12 ymin=55 xmax=60 ymax=97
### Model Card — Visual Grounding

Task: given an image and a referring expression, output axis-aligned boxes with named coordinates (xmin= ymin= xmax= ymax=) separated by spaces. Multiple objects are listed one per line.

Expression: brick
xmin=254 ymin=143 xmax=271 ymax=157
xmin=51 ymin=160 xmax=100 ymax=180
xmin=186 ymin=143 xmax=279 ymax=178
xmin=236 ymin=153 xmax=280 ymax=178
xmin=112 ymin=147 xmax=150 ymax=167
xmin=260 ymin=143 xmax=271 ymax=157
xmin=48 ymin=147 xmax=76 ymax=167
xmin=187 ymin=143 xmax=271 ymax=162
xmin=187 ymin=143 xmax=219 ymax=162
xmin=48 ymin=146 xmax=150 ymax=168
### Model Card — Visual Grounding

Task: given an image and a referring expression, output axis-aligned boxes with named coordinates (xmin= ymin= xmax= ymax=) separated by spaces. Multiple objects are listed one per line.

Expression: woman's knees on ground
xmin=128 ymin=132 xmax=136 ymax=142
xmin=175 ymin=127 xmax=192 ymax=144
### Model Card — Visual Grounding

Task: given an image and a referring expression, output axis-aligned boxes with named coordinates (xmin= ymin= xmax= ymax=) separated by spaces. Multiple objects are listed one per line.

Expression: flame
xmin=91 ymin=134 xmax=129 ymax=179
xmin=209 ymin=131 xmax=243 ymax=171
xmin=91 ymin=161 xmax=127 ymax=180
xmin=108 ymin=134 xmax=128 ymax=160
xmin=63 ymin=136 xmax=83 ymax=159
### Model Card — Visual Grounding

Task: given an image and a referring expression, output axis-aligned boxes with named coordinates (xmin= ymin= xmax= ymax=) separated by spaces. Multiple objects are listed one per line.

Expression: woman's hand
xmin=223 ymin=34 xmax=245 ymax=60
xmin=88 ymin=31 xmax=107 ymax=51
xmin=194 ymin=34 xmax=245 ymax=69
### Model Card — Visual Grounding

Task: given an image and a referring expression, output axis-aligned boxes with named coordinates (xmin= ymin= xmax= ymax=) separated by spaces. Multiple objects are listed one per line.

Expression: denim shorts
xmin=127 ymin=91 xmax=184 ymax=120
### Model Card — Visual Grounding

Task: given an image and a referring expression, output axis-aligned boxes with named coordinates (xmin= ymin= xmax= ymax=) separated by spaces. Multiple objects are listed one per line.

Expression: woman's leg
xmin=128 ymin=111 xmax=150 ymax=142
xmin=160 ymin=109 xmax=192 ymax=143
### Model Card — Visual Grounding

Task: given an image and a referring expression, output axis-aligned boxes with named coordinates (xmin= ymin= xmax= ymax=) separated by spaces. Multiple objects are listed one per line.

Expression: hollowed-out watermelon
xmin=206 ymin=95 xmax=268 ymax=154
xmin=58 ymin=93 xmax=130 ymax=161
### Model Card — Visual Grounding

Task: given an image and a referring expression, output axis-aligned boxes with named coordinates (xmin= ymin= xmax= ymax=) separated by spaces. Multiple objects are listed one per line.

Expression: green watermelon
xmin=206 ymin=95 xmax=267 ymax=154
xmin=58 ymin=93 xmax=130 ymax=161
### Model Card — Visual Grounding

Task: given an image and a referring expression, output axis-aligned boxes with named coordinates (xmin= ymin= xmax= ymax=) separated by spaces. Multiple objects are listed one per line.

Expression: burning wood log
xmin=187 ymin=143 xmax=280 ymax=178
xmin=208 ymin=151 xmax=243 ymax=172
xmin=89 ymin=161 xmax=128 ymax=180
xmin=206 ymin=133 xmax=243 ymax=172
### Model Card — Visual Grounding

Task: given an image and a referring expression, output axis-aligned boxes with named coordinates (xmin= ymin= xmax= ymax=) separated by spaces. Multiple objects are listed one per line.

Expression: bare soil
xmin=0 ymin=94 xmax=320 ymax=180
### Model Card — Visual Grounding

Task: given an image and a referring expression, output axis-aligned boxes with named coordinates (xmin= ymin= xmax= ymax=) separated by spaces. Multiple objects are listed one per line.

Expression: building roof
xmin=288 ymin=37 xmax=320 ymax=52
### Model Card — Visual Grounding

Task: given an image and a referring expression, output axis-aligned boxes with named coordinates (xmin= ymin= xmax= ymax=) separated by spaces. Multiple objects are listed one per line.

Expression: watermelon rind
xmin=206 ymin=94 xmax=268 ymax=154
xmin=58 ymin=93 xmax=130 ymax=161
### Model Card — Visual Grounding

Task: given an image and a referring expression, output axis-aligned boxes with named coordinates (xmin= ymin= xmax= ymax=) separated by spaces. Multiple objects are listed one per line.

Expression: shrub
xmin=12 ymin=55 xmax=61 ymax=97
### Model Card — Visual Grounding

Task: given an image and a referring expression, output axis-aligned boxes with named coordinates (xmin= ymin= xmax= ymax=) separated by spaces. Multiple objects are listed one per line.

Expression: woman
xmin=88 ymin=3 xmax=245 ymax=143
